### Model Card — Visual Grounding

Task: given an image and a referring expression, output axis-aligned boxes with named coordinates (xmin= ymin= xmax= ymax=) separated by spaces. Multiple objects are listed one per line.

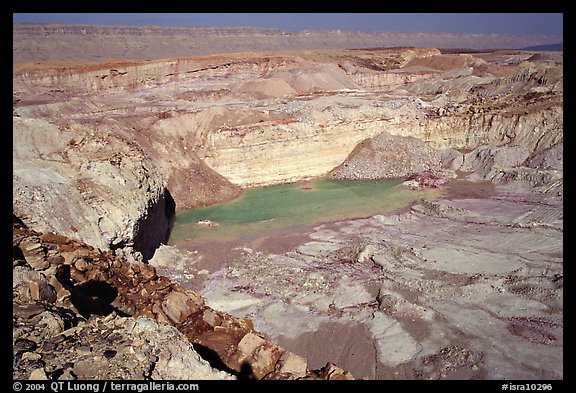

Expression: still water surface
xmin=168 ymin=178 xmax=439 ymax=244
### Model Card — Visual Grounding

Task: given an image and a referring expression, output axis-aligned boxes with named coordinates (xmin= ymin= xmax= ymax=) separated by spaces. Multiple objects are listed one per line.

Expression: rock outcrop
xmin=13 ymin=116 xmax=172 ymax=262
xmin=13 ymin=216 xmax=353 ymax=380
xmin=14 ymin=50 xmax=562 ymax=197
xmin=329 ymin=62 xmax=562 ymax=182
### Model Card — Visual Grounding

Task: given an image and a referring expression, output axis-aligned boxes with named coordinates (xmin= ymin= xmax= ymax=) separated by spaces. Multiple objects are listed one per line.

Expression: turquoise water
xmin=169 ymin=178 xmax=435 ymax=244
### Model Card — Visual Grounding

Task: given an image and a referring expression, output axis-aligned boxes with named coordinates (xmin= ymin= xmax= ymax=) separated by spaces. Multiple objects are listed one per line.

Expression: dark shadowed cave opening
xmin=131 ymin=188 xmax=176 ymax=262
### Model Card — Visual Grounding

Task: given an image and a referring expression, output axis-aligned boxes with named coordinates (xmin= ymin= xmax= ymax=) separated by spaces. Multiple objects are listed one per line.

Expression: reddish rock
xmin=237 ymin=332 xmax=285 ymax=379
xmin=12 ymin=217 xmax=354 ymax=380
xmin=404 ymin=169 xmax=450 ymax=188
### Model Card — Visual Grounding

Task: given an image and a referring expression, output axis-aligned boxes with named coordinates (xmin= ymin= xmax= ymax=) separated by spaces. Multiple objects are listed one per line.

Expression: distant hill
xmin=13 ymin=24 xmax=564 ymax=63
xmin=522 ymin=43 xmax=563 ymax=51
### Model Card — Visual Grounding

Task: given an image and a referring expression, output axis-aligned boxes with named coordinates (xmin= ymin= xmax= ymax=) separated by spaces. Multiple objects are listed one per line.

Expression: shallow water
xmin=168 ymin=178 xmax=440 ymax=244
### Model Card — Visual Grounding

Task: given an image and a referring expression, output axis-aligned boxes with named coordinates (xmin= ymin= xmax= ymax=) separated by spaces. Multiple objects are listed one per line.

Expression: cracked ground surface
xmin=160 ymin=181 xmax=562 ymax=380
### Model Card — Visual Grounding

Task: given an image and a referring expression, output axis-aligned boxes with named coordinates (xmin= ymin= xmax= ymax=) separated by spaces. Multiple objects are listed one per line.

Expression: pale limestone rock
xmin=526 ymin=141 xmax=563 ymax=170
xmin=149 ymin=244 xmax=202 ymax=276
xmin=368 ymin=311 xmax=423 ymax=367
xmin=31 ymin=311 xmax=66 ymax=338
xmin=202 ymin=309 xmax=223 ymax=327
xmin=356 ymin=244 xmax=380 ymax=264
xmin=377 ymin=288 xmax=434 ymax=320
xmin=332 ymin=277 xmax=374 ymax=309
xmin=13 ymin=116 xmax=171 ymax=262
xmin=131 ymin=317 xmax=236 ymax=380
xmin=297 ymin=241 xmax=344 ymax=257
xmin=277 ymin=351 xmax=307 ymax=377
xmin=28 ymin=368 xmax=48 ymax=380
xmin=161 ymin=290 xmax=202 ymax=324
xmin=238 ymin=332 xmax=267 ymax=356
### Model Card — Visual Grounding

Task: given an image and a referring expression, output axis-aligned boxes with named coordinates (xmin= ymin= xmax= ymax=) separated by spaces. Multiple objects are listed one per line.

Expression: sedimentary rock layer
xmin=13 ymin=24 xmax=562 ymax=63
xmin=13 ymin=47 xmax=562 ymax=262
xmin=12 ymin=116 xmax=172 ymax=261
xmin=13 ymin=32 xmax=562 ymax=381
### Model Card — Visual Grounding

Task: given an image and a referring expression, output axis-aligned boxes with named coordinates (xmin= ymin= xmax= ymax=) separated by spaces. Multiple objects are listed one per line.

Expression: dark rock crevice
xmin=131 ymin=188 xmax=176 ymax=262
xmin=12 ymin=217 xmax=354 ymax=380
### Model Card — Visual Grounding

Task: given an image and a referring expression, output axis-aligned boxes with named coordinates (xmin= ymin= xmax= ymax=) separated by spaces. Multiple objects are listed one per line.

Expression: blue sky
xmin=12 ymin=13 xmax=563 ymax=36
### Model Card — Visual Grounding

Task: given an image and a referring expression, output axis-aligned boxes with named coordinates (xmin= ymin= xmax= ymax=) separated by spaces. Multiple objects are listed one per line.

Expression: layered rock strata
xmin=12 ymin=116 xmax=172 ymax=262
xmin=13 ymin=44 xmax=562 ymax=380
xmin=13 ymin=24 xmax=562 ymax=64
xmin=14 ymin=50 xmax=563 ymax=195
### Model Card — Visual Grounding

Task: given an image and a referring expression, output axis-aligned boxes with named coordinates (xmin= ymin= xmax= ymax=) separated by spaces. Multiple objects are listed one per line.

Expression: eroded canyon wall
xmin=12 ymin=115 xmax=172 ymax=261
xmin=13 ymin=47 xmax=562 ymax=259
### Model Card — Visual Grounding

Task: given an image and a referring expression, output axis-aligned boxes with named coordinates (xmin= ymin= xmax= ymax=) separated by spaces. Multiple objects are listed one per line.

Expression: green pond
xmin=168 ymin=178 xmax=437 ymax=244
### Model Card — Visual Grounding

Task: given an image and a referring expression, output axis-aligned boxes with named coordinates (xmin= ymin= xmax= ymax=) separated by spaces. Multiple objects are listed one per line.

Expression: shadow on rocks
xmin=56 ymin=265 xmax=129 ymax=319
xmin=192 ymin=343 xmax=256 ymax=380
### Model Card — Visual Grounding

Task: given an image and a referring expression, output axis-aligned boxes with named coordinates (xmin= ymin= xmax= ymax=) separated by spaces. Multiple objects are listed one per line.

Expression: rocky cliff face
xmin=13 ymin=47 xmax=562 ymax=254
xmin=414 ymin=65 xmax=563 ymax=151
xmin=330 ymin=60 xmax=562 ymax=180
xmin=12 ymin=115 xmax=172 ymax=262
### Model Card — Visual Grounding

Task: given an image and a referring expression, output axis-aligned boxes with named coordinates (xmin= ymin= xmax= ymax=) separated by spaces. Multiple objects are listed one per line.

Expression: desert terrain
xmin=13 ymin=24 xmax=562 ymax=380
